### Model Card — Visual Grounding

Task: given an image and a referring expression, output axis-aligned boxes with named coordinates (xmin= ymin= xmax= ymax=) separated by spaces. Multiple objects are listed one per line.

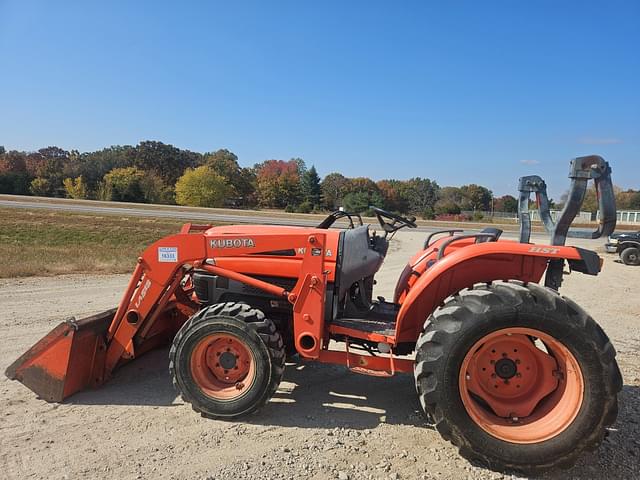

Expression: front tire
xmin=414 ymin=281 xmax=622 ymax=474
xmin=620 ymin=246 xmax=640 ymax=266
xmin=170 ymin=302 xmax=285 ymax=419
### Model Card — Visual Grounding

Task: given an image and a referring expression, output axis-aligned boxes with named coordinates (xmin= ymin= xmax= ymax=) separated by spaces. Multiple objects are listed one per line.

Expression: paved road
xmin=0 ymin=198 xmax=323 ymax=226
xmin=0 ymin=196 xmax=552 ymax=241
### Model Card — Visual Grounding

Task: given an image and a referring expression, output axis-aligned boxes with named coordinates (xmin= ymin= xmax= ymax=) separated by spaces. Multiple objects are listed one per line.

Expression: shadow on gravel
xmin=62 ymin=349 xmax=639 ymax=478
xmin=65 ymin=347 xmax=179 ymax=407
xmin=249 ymin=360 xmax=429 ymax=430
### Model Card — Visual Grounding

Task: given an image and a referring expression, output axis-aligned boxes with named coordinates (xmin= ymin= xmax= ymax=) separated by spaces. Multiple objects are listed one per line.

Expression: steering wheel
xmin=371 ymin=207 xmax=417 ymax=234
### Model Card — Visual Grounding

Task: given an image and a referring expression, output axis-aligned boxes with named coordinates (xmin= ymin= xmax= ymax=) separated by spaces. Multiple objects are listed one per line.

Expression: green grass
xmin=0 ymin=208 xmax=195 ymax=277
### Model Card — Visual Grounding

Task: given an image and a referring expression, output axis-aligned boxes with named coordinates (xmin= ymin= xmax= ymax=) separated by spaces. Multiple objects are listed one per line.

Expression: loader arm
xmin=6 ymin=227 xmax=328 ymax=401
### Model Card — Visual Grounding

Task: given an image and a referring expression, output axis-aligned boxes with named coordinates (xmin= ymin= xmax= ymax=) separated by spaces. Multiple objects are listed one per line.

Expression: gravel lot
xmin=1 ymin=231 xmax=638 ymax=480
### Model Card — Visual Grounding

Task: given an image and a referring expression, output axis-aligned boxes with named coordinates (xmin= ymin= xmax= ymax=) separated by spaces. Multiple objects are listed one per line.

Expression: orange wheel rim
xmin=190 ymin=333 xmax=256 ymax=401
xmin=459 ymin=327 xmax=584 ymax=444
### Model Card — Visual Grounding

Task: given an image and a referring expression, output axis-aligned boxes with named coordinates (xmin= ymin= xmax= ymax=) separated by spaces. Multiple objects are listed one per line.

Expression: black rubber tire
xmin=170 ymin=302 xmax=285 ymax=419
xmin=620 ymin=247 xmax=640 ymax=266
xmin=414 ymin=281 xmax=622 ymax=475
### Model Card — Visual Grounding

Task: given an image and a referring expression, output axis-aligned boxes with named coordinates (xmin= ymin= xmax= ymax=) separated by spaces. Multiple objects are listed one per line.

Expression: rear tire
xmin=170 ymin=302 xmax=285 ymax=419
xmin=414 ymin=281 xmax=621 ymax=474
xmin=620 ymin=246 xmax=640 ymax=266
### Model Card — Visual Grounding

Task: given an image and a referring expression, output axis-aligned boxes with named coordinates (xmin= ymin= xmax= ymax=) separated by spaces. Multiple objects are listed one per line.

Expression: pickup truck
xmin=605 ymin=230 xmax=640 ymax=265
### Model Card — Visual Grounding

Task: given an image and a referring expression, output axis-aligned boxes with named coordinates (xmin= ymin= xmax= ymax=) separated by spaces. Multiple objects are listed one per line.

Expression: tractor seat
xmin=337 ymin=225 xmax=385 ymax=300
xmin=476 ymin=227 xmax=503 ymax=243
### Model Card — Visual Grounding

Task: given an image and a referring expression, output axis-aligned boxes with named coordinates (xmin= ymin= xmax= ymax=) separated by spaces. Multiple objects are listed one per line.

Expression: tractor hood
xmin=205 ymin=224 xmax=341 ymax=236
xmin=204 ymin=224 xmax=343 ymax=258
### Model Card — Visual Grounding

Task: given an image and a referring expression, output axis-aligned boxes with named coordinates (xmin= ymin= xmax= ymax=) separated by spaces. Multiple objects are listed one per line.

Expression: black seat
xmin=337 ymin=225 xmax=385 ymax=300
xmin=476 ymin=227 xmax=503 ymax=243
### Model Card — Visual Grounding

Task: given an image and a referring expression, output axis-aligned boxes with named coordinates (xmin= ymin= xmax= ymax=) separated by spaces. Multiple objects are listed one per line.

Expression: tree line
xmin=1 ymin=142 xmax=638 ymax=218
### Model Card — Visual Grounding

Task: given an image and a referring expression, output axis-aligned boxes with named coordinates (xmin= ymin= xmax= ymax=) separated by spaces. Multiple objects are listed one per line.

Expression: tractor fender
xmin=394 ymin=241 xmax=599 ymax=343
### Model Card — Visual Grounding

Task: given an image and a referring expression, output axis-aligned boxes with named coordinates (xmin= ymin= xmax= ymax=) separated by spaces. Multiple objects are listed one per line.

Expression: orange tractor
xmin=7 ymin=156 xmax=621 ymax=474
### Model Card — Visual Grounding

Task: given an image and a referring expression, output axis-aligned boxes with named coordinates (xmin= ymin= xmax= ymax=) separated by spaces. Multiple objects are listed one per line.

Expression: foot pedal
xmin=349 ymin=366 xmax=394 ymax=377
xmin=345 ymin=339 xmax=395 ymax=377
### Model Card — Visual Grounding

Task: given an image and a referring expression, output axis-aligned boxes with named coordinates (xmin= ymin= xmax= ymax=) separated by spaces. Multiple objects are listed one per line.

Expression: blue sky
xmin=1 ymin=1 xmax=638 ymax=198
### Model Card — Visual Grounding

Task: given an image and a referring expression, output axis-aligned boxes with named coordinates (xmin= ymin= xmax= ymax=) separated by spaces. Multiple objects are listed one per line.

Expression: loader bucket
xmin=5 ymin=308 xmax=116 ymax=402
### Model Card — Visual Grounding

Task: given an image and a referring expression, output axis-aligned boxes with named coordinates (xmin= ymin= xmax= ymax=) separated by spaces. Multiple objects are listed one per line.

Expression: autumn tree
xmin=63 ymin=176 xmax=88 ymax=199
xmin=460 ymin=184 xmax=493 ymax=211
xmin=132 ymin=141 xmax=200 ymax=185
xmin=26 ymin=147 xmax=70 ymax=196
xmin=29 ymin=177 xmax=51 ymax=196
xmin=254 ymin=159 xmax=303 ymax=208
xmin=101 ymin=167 xmax=146 ymax=202
xmin=616 ymin=189 xmax=640 ymax=210
xmin=377 ymin=180 xmax=408 ymax=213
xmin=76 ymin=145 xmax=136 ymax=194
xmin=493 ymin=194 xmax=518 ymax=213
xmin=175 ymin=166 xmax=231 ymax=207
xmin=434 ymin=199 xmax=462 ymax=215
xmin=0 ymin=150 xmax=27 ymax=173
xmin=398 ymin=177 xmax=440 ymax=217
xmin=140 ymin=171 xmax=175 ymax=204
xmin=204 ymin=149 xmax=256 ymax=206
xmin=0 ymin=150 xmax=31 ymax=194
xmin=320 ymin=172 xmax=349 ymax=210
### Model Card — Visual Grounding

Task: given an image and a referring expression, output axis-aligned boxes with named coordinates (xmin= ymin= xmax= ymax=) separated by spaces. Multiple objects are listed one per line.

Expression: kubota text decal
xmin=210 ymin=238 xmax=256 ymax=248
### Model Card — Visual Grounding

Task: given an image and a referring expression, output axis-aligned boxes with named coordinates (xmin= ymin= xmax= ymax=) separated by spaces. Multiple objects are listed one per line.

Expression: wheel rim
xmin=459 ymin=327 xmax=584 ymax=444
xmin=190 ymin=333 xmax=256 ymax=401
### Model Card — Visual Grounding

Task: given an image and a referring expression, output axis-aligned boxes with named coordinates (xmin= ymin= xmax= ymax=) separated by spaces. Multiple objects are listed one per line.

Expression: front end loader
xmin=6 ymin=156 xmax=622 ymax=474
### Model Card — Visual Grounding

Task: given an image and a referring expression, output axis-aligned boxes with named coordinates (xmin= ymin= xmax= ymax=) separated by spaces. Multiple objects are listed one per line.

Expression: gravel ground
xmin=1 ymin=230 xmax=638 ymax=480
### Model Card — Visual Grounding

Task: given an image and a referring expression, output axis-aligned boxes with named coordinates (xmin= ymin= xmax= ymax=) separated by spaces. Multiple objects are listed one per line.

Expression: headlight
xmin=608 ymin=237 xmax=618 ymax=244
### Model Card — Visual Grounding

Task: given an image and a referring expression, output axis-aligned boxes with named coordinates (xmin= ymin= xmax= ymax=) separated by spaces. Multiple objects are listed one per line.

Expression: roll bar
xmin=518 ymin=155 xmax=616 ymax=290
xmin=550 ymin=155 xmax=616 ymax=246
xmin=517 ymin=176 xmax=554 ymax=243
xmin=518 ymin=155 xmax=616 ymax=246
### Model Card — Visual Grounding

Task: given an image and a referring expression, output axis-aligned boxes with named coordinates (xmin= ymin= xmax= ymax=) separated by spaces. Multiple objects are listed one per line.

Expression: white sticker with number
xmin=158 ymin=247 xmax=178 ymax=263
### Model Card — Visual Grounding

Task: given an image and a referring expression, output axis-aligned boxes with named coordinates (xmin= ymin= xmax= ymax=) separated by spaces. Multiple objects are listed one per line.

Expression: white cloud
xmin=520 ymin=159 xmax=540 ymax=165
xmin=577 ymin=136 xmax=622 ymax=145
